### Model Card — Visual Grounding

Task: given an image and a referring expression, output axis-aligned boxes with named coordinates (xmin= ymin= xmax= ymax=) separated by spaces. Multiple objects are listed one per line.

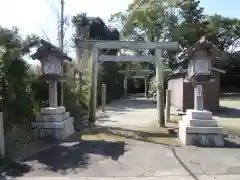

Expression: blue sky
xmin=200 ymin=0 xmax=240 ymax=18
xmin=0 ymin=0 xmax=239 ymax=62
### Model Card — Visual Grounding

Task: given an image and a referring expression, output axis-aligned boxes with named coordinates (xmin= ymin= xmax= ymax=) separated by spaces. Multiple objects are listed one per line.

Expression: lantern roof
xmin=176 ymin=36 xmax=218 ymax=64
xmin=31 ymin=39 xmax=72 ymax=62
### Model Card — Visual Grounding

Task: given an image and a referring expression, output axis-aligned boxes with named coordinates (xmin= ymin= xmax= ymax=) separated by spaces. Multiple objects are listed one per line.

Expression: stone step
xmin=40 ymin=106 xmax=66 ymax=115
xmin=186 ymin=109 xmax=212 ymax=120
xmin=34 ymin=117 xmax=75 ymax=139
xmin=32 ymin=117 xmax=74 ymax=129
xmin=36 ymin=112 xmax=70 ymax=122
xmin=179 ymin=121 xmax=223 ymax=134
xmin=182 ymin=116 xmax=218 ymax=127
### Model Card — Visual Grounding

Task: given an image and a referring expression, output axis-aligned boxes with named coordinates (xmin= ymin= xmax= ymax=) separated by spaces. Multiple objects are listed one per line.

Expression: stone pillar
xmin=48 ymin=81 xmax=52 ymax=107
xmin=144 ymin=77 xmax=148 ymax=98
xmin=52 ymin=81 xmax=58 ymax=107
xmin=101 ymin=84 xmax=106 ymax=112
xmin=84 ymin=49 xmax=91 ymax=77
xmin=0 ymin=112 xmax=5 ymax=158
xmin=75 ymin=26 xmax=90 ymax=79
xmin=124 ymin=76 xmax=128 ymax=97
xmin=165 ymin=89 xmax=171 ymax=124
xmin=76 ymin=48 xmax=83 ymax=73
xmin=49 ymin=81 xmax=58 ymax=107
xmin=155 ymin=49 xmax=165 ymax=127
xmin=89 ymin=47 xmax=99 ymax=123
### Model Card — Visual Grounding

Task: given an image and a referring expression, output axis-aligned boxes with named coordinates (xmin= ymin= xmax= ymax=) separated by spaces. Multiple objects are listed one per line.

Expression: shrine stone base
xmin=178 ymin=109 xmax=224 ymax=147
xmin=32 ymin=106 xmax=75 ymax=140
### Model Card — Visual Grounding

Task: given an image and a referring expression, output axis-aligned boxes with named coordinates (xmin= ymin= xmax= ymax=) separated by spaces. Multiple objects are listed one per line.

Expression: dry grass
xmin=169 ymin=114 xmax=182 ymax=123
xmin=80 ymin=123 xmax=181 ymax=146
xmin=81 ymin=133 xmax=127 ymax=142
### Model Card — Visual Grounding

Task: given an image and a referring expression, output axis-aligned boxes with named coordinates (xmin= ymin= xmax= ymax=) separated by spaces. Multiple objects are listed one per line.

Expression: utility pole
xmin=60 ymin=0 xmax=64 ymax=106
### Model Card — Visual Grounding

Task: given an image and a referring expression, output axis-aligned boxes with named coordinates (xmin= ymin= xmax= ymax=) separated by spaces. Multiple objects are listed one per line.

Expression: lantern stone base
xmin=32 ymin=107 xmax=75 ymax=140
xmin=178 ymin=109 xmax=224 ymax=147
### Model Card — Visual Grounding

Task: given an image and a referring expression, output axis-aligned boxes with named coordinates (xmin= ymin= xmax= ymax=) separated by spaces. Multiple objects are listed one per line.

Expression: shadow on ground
xmin=214 ymin=106 xmax=240 ymax=119
xmin=223 ymin=138 xmax=240 ymax=148
xmin=1 ymin=137 xmax=126 ymax=177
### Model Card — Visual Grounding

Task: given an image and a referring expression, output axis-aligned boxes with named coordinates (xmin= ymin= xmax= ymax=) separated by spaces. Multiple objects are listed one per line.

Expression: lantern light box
xmin=42 ymin=55 xmax=63 ymax=75
xmin=188 ymin=56 xmax=211 ymax=77
xmin=185 ymin=38 xmax=214 ymax=78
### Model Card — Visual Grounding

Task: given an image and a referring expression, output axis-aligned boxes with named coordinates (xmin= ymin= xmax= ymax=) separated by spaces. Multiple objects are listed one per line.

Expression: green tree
xmin=177 ymin=0 xmax=207 ymax=47
xmin=110 ymin=0 xmax=176 ymax=42
xmin=0 ymin=26 xmax=39 ymax=130
xmin=205 ymin=14 xmax=240 ymax=51
xmin=109 ymin=0 xmax=178 ymax=69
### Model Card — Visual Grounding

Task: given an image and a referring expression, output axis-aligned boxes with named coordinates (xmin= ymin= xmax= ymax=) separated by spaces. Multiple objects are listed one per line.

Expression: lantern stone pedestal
xmin=32 ymin=107 xmax=75 ymax=140
xmin=178 ymin=109 xmax=224 ymax=147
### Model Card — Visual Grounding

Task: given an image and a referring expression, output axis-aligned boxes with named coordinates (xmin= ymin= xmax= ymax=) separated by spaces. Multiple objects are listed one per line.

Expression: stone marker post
xmin=0 ymin=112 xmax=5 ymax=158
xmin=144 ymin=77 xmax=148 ymax=98
xmin=165 ymin=89 xmax=171 ymax=124
xmin=124 ymin=76 xmax=128 ymax=97
xmin=194 ymin=84 xmax=203 ymax=110
xmin=101 ymin=84 xmax=106 ymax=112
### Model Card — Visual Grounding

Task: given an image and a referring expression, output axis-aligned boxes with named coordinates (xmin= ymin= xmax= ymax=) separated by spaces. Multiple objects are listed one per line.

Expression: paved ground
xmin=215 ymin=97 xmax=240 ymax=124
xmin=215 ymin=97 xmax=240 ymax=137
xmin=1 ymin=95 xmax=240 ymax=180
xmin=2 ymin=143 xmax=240 ymax=179
xmin=96 ymin=95 xmax=158 ymax=129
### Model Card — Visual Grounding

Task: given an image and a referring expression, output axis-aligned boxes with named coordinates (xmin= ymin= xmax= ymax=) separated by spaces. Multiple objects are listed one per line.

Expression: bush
xmin=63 ymin=72 xmax=89 ymax=121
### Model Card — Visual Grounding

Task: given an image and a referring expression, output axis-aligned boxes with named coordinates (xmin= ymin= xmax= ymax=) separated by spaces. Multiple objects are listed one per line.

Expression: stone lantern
xmin=178 ymin=36 xmax=224 ymax=147
xmin=31 ymin=40 xmax=75 ymax=140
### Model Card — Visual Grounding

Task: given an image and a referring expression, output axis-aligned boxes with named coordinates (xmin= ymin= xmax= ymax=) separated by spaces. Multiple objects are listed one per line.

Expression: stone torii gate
xmin=75 ymin=40 xmax=179 ymax=127
xmin=119 ymin=69 xmax=153 ymax=97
